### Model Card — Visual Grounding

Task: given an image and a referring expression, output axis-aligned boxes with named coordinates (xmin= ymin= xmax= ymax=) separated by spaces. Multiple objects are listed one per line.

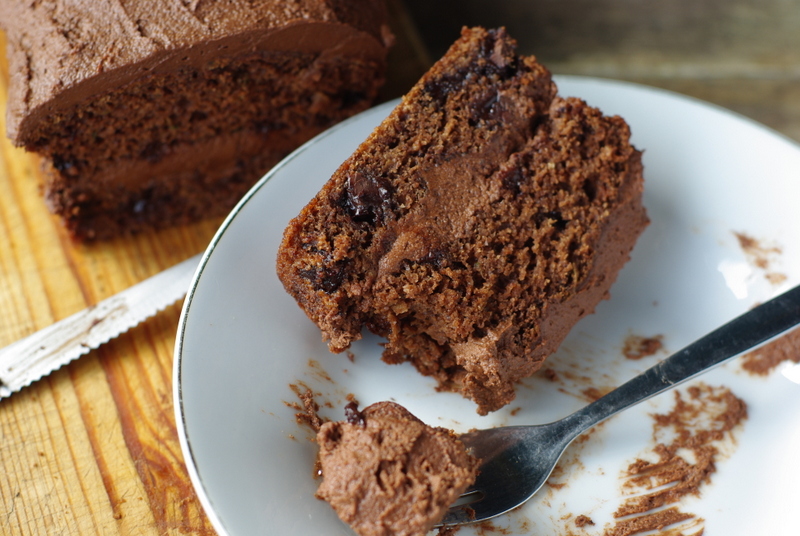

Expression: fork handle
xmin=562 ymin=283 xmax=800 ymax=436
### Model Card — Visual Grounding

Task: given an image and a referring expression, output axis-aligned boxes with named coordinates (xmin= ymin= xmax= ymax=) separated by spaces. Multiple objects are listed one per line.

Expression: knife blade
xmin=0 ymin=253 xmax=202 ymax=399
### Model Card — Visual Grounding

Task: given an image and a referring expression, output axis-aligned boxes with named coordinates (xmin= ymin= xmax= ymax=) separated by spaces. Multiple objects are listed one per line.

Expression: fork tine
xmin=435 ymin=425 xmax=564 ymax=527
xmin=436 ymin=484 xmax=530 ymax=527
xmin=437 ymin=505 xmax=477 ymax=526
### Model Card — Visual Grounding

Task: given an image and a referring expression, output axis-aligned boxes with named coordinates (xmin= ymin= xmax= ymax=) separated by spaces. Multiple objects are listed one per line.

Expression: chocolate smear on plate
xmin=741 ymin=327 xmax=800 ymax=376
xmin=603 ymin=383 xmax=747 ymax=536
xmin=734 ymin=231 xmax=787 ymax=286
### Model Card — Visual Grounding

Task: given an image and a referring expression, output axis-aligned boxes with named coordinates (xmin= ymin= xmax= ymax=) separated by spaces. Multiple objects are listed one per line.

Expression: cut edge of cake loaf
xmin=316 ymin=401 xmax=479 ymax=536
xmin=277 ymin=27 xmax=648 ymax=414
xmin=0 ymin=0 xmax=392 ymax=240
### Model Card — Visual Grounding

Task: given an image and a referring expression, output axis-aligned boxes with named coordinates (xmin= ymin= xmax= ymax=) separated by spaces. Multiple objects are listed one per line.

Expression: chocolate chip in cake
xmin=298 ymin=261 xmax=349 ymax=294
xmin=344 ymin=401 xmax=366 ymax=427
xmin=343 ymin=171 xmax=393 ymax=225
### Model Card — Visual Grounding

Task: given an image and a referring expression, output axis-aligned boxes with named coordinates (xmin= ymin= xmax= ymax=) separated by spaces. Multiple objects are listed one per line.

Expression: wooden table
xmin=3 ymin=1 xmax=800 ymax=534
xmin=0 ymin=2 xmax=429 ymax=534
xmin=405 ymin=0 xmax=800 ymax=143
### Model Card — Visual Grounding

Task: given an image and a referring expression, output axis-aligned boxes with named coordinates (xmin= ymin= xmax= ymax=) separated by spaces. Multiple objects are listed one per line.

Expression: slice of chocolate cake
xmin=316 ymin=401 xmax=478 ymax=536
xmin=0 ymin=0 xmax=391 ymax=240
xmin=277 ymin=27 xmax=648 ymax=414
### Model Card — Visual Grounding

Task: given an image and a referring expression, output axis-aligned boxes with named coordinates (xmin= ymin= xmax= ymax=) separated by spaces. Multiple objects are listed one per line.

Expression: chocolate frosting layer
xmin=0 ymin=0 xmax=391 ymax=143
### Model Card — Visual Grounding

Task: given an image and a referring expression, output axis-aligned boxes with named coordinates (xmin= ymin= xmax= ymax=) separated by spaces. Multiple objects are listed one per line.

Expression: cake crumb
xmin=286 ymin=383 xmax=326 ymax=433
xmin=741 ymin=327 xmax=800 ymax=375
xmin=622 ymin=334 xmax=664 ymax=360
xmin=734 ymin=231 xmax=786 ymax=284
xmin=581 ymin=387 xmax=607 ymax=401
xmin=766 ymin=272 xmax=788 ymax=285
xmin=474 ymin=520 xmax=512 ymax=535
xmin=734 ymin=231 xmax=780 ymax=270
xmin=542 ymin=368 xmax=559 ymax=382
xmin=575 ymin=514 xmax=594 ymax=527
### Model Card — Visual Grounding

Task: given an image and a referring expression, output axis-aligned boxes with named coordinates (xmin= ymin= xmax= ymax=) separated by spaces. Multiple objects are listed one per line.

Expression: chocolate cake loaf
xmin=0 ymin=0 xmax=391 ymax=240
xmin=316 ymin=401 xmax=478 ymax=536
xmin=277 ymin=27 xmax=648 ymax=414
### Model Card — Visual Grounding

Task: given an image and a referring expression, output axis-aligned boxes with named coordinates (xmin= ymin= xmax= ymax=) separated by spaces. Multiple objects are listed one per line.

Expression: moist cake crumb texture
xmin=277 ymin=26 xmax=648 ymax=414
xmin=0 ymin=0 xmax=391 ymax=240
xmin=316 ymin=401 xmax=478 ymax=536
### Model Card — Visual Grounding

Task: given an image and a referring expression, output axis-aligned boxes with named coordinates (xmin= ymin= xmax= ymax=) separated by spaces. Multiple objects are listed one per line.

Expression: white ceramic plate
xmin=175 ymin=76 xmax=800 ymax=536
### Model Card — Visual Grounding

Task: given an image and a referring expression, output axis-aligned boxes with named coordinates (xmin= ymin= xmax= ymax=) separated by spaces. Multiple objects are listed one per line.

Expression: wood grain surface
xmin=406 ymin=0 xmax=800 ymax=142
xmin=0 ymin=1 xmax=428 ymax=534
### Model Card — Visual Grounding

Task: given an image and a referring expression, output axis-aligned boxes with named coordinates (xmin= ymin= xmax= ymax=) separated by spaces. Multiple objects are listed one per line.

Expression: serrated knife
xmin=0 ymin=253 xmax=202 ymax=399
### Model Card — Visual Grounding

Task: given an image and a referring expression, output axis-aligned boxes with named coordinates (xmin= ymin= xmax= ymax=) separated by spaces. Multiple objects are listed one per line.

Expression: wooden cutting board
xmin=0 ymin=2 xmax=429 ymax=534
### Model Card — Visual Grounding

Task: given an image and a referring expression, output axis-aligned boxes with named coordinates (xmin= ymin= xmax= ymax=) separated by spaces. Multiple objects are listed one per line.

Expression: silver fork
xmin=438 ymin=283 xmax=800 ymax=527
